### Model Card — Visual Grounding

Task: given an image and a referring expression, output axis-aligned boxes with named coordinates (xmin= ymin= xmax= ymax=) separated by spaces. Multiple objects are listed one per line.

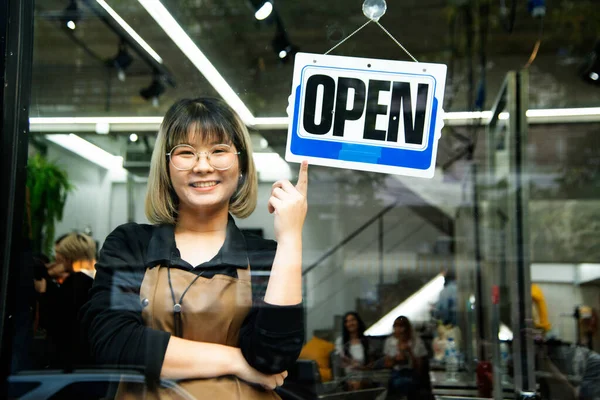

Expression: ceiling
xmin=31 ymin=0 xmax=600 ymax=120
xmin=30 ymin=0 xmax=600 ymax=196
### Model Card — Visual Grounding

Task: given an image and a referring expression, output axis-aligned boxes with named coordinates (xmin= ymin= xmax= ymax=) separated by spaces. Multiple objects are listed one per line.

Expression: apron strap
xmin=237 ymin=262 xmax=251 ymax=282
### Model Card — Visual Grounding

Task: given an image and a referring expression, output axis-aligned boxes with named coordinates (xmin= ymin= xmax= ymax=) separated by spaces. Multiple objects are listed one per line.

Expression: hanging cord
xmin=324 ymin=20 xmax=372 ymax=55
xmin=167 ymin=267 xmax=204 ymax=338
xmin=374 ymin=21 xmax=418 ymax=62
xmin=524 ymin=16 xmax=545 ymax=68
xmin=324 ymin=19 xmax=419 ymax=62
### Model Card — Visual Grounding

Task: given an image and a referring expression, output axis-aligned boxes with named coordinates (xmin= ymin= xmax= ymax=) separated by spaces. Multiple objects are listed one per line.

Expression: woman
xmin=35 ymin=232 xmax=96 ymax=368
xmin=335 ymin=312 xmax=371 ymax=390
xmin=80 ymin=97 xmax=308 ymax=399
xmin=384 ymin=316 xmax=428 ymax=400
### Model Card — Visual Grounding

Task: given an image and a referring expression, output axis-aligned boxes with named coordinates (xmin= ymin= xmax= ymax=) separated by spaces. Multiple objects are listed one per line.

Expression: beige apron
xmin=117 ymin=265 xmax=280 ymax=400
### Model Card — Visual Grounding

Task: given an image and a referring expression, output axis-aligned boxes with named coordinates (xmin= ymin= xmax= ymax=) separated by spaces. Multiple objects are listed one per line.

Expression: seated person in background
xmin=335 ymin=311 xmax=372 ymax=391
xmin=384 ymin=316 xmax=428 ymax=400
xmin=34 ymin=232 xmax=96 ymax=368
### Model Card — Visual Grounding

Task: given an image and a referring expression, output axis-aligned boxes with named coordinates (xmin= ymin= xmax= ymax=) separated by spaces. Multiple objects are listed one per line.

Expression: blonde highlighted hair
xmin=145 ymin=97 xmax=257 ymax=224
xmin=55 ymin=233 xmax=96 ymax=262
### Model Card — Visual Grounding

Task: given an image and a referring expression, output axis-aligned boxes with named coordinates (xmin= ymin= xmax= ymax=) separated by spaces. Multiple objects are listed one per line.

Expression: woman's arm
xmin=264 ymin=161 xmax=308 ymax=306
xmin=80 ymin=225 xmax=172 ymax=381
xmin=162 ymin=337 xmax=286 ymax=389
xmin=81 ymin=225 xmax=286 ymax=387
xmin=237 ymin=163 xmax=308 ymax=374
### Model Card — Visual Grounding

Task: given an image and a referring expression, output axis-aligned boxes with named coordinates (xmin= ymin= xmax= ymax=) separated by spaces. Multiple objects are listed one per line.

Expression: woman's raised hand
xmin=268 ymin=161 xmax=308 ymax=244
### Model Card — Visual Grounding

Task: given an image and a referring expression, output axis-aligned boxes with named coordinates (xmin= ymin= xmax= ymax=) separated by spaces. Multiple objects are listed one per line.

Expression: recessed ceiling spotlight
xmin=129 ymin=133 xmax=139 ymax=142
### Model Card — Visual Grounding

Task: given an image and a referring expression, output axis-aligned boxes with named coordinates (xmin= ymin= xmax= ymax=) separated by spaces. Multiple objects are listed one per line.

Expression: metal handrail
xmin=302 ymin=202 xmax=397 ymax=276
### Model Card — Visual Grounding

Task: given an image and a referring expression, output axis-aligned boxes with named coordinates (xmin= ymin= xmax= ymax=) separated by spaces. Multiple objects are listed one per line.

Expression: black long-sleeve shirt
xmin=79 ymin=217 xmax=304 ymax=382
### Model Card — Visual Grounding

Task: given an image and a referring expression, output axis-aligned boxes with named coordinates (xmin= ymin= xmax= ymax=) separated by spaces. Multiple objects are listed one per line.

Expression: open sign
xmin=285 ymin=53 xmax=447 ymax=178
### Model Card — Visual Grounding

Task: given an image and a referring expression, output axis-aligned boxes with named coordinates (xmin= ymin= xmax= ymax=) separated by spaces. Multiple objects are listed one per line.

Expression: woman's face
xmin=53 ymin=251 xmax=72 ymax=274
xmin=344 ymin=314 xmax=359 ymax=333
xmin=393 ymin=319 xmax=409 ymax=339
xmin=169 ymin=133 xmax=240 ymax=216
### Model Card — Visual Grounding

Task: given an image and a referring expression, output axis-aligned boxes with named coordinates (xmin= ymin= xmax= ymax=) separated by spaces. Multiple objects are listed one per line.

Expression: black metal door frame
xmin=484 ymin=70 xmax=536 ymax=399
xmin=0 ymin=0 xmax=35 ymax=387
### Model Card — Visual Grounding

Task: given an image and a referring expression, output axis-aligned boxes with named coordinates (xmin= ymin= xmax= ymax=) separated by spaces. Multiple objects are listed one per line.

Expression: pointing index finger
xmin=295 ymin=160 xmax=308 ymax=196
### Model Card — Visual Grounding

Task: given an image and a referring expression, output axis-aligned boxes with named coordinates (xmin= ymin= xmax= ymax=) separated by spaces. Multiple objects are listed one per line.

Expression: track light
xmin=271 ymin=28 xmax=298 ymax=63
xmin=63 ymin=0 xmax=81 ymax=30
xmin=579 ymin=41 xmax=600 ymax=86
xmin=250 ymin=0 xmax=274 ymax=21
xmin=140 ymin=75 xmax=166 ymax=107
xmin=109 ymin=41 xmax=134 ymax=81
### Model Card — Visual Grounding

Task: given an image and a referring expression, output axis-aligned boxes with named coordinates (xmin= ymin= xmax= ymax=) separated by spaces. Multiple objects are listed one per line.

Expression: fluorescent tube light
xmin=137 ymin=0 xmax=255 ymax=125
xmin=30 ymin=117 xmax=163 ymax=124
xmin=29 ymin=107 xmax=600 ymax=133
xmin=46 ymin=134 xmax=124 ymax=170
xmin=30 ymin=117 xmax=164 ymax=133
xmin=95 ymin=0 xmax=163 ymax=64
xmin=253 ymin=152 xmax=292 ymax=181
xmin=526 ymin=107 xmax=600 ymax=118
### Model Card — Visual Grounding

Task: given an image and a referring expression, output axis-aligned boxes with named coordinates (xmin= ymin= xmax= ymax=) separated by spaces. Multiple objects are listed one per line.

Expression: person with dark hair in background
xmin=80 ymin=97 xmax=308 ymax=399
xmin=34 ymin=232 xmax=96 ymax=369
xmin=384 ymin=316 xmax=429 ymax=400
xmin=335 ymin=311 xmax=372 ymax=391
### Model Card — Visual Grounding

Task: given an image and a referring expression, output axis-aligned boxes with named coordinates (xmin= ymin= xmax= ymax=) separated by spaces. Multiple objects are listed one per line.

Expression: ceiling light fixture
xmin=29 ymin=107 xmax=600 ymax=132
xmin=45 ymin=134 xmax=124 ymax=170
xmin=271 ymin=20 xmax=299 ymax=63
xmin=253 ymin=1 xmax=274 ymax=21
xmin=140 ymin=74 xmax=166 ymax=107
xmin=129 ymin=133 xmax=139 ymax=142
xmin=138 ymin=0 xmax=255 ymax=125
xmin=63 ymin=0 xmax=81 ymax=30
xmin=94 ymin=0 xmax=163 ymax=64
xmin=579 ymin=40 xmax=600 ymax=86
xmin=109 ymin=40 xmax=134 ymax=81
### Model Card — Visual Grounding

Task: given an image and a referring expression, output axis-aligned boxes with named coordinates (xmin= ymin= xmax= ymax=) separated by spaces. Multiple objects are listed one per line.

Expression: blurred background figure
xmin=384 ymin=316 xmax=431 ymax=400
xmin=335 ymin=311 xmax=372 ymax=391
xmin=435 ymin=269 xmax=458 ymax=327
xmin=33 ymin=232 xmax=96 ymax=369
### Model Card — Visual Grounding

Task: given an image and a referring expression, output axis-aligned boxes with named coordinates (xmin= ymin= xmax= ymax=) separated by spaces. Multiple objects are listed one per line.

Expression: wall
xmin=531 ymin=263 xmax=600 ymax=350
xmin=47 ymin=143 xmax=113 ymax=251
xmin=535 ymin=282 xmax=582 ymax=344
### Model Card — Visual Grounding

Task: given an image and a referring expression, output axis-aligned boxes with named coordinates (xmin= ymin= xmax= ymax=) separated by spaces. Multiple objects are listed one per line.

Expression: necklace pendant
xmin=173 ymin=303 xmax=182 ymax=313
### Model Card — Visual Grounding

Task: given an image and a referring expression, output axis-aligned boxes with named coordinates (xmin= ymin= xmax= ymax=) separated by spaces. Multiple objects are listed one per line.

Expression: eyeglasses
xmin=167 ymin=144 xmax=240 ymax=171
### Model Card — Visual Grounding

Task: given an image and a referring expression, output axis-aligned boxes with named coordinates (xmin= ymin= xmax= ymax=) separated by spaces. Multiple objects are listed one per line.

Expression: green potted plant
xmin=26 ymin=154 xmax=74 ymax=255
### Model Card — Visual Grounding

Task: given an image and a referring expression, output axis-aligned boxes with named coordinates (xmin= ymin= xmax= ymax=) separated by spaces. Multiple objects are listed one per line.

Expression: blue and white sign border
xmin=285 ymin=52 xmax=447 ymax=179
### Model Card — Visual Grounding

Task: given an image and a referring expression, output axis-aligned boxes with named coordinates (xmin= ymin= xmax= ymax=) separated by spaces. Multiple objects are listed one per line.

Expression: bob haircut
xmin=55 ymin=233 xmax=96 ymax=262
xmin=145 ymin=97 xmax=257 ymax=224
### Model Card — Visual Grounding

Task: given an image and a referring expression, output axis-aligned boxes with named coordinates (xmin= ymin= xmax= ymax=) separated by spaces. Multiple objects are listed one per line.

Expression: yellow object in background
xmin=531 ymin=284 xmax=551 ymax=332
xmin=71 ymin=259 xmax=95 ymax=273
xmin=298 ymin=336 xmax=335 ymax=382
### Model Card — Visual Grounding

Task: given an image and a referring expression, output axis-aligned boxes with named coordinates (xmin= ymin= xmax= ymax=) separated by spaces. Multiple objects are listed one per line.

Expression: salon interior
xmin=1 ymin=0 xmax=600 ymax=399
